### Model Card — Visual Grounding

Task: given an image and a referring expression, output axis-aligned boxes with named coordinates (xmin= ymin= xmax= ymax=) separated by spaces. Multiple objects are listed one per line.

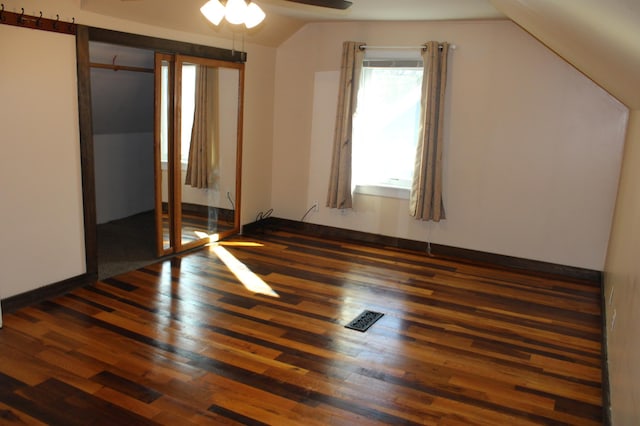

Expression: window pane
xmin=181 ymin=64 xmax=197 ymax=166
xmin=160 ymin=64 xmax=196 ymax=167
xmin=353 ymin=66 xmax=423 ymax=189
xmin=160 ymin=63 xmax=169 ymax=164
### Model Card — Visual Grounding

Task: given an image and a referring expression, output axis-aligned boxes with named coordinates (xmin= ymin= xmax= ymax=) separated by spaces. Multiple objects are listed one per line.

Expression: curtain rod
xmin=361 ymin=44 xmax=457 ymax=50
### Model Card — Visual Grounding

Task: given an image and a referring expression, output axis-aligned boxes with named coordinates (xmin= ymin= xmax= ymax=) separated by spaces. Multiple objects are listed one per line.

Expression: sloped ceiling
xmin=80 ymin=0 xmax=640 ymax=109
xmin=490 ymin=0 xmax=640 ymax=109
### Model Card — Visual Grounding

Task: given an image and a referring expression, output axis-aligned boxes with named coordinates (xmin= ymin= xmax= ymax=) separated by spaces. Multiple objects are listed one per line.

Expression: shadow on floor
xmin=97 ymin=210 xmax=158 ymax=280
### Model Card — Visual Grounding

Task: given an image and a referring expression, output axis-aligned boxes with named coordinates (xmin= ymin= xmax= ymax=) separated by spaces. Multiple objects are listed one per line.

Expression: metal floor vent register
xmin=345 ymin=310 xmax=384 ymax=332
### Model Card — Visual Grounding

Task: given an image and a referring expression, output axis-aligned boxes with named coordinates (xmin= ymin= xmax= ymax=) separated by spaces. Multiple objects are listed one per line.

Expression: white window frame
xmin=352 ymin=49 xmax=423 ymax=200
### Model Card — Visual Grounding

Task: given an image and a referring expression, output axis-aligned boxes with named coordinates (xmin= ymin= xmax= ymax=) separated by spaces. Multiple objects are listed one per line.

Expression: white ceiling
xmin=258 ymin=0 xmax=504 ymax=21
xmin=81 ymin=0 xmax=640 ymax=109
xmin=80 ymin=0 xmax=505 ymax=47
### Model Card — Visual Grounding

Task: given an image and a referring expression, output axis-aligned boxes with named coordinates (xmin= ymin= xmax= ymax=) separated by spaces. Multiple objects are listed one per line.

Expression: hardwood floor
xmin=0 ymin=229 xmax=603 ymax=425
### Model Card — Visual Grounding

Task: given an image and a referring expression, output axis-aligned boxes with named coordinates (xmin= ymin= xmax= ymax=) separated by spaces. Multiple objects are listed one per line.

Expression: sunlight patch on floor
xmin=218 ymin=241 xmax=264 ymax=247
xmin=210 ymin=244 xmax=279 ymax=298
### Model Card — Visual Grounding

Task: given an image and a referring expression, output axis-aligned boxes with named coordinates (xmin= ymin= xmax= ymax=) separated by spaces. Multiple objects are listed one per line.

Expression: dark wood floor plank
xmin=0 ymin=400 xmax=47 ymax=426
xmin=0 ymin=228 xmax=603 ymax=424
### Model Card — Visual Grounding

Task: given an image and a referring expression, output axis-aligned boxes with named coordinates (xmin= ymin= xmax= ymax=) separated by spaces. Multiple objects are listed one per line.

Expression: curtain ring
xmin=0 ymin=4 xmax=5 ymax=22
xmin=36 ymin=11 xmax=42 ymax=27
xmin=18 ymin=7 xmax=24 ymax=24
xmin=53 ymin=14 xmax=59 ymax=29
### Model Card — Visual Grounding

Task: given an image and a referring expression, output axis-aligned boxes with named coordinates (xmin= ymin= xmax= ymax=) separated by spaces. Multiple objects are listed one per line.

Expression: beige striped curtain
xmin=409 ymin=41 xmax=450 ymax=221
xmin=326 ymin=41 xmax=365 ymax=209
xmin=185 ymin=65 xmax=219 ymax=189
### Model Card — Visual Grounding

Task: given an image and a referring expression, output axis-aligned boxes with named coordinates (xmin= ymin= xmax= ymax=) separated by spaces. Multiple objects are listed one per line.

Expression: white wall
xmin=271 ymin=20 xmax=628 ymax=270
xmin=241 ymin=45 xmax=277 ymax=223
xmin=604 ymin=110 xmax=640 ymax=424
xmin=94 ymin=133 xmax=155 ymax=224
xmin=0 ymin=25 xmax=86 ymax=299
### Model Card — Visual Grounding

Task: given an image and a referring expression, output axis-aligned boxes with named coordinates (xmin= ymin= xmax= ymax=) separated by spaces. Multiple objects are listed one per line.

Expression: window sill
xmin=355 ymin=184 xmax=410 ymax=200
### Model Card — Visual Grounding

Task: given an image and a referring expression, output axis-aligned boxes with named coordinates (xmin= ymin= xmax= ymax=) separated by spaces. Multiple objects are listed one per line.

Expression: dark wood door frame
xmin=75 ymin=25 xmax=246 ymax=280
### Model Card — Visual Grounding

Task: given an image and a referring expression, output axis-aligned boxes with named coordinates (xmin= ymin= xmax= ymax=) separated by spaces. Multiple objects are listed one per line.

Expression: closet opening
xmin=77 ymin=26 xmax=245 ymax=281
xmin=89 ymin=42 xmax=156 ymax=279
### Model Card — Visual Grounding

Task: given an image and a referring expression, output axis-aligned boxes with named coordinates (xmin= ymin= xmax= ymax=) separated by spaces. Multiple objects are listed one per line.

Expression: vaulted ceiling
xmin=80 ymin=0 xmax=640 ymax=109
xmin=491 ymin=0 xmax=640 ymax=110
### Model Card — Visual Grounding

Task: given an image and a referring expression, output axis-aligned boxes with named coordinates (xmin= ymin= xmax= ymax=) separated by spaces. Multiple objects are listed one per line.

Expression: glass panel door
xmin=154 ymin=53 xmax=244 ymax=255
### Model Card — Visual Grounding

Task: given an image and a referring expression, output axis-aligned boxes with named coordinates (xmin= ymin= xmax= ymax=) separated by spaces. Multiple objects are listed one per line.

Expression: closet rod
xmin=90 ymin=62 xmax=154 ymax=73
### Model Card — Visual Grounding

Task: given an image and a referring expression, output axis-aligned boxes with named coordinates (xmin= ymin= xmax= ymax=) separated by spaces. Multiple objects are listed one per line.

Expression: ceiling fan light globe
xmin=200 ymin=0 xmax=225 ymax=25
xmin=244 ymin=3 xmax=266 ymax=28
xmin=225 ymin=0 xmax=248 ymax=25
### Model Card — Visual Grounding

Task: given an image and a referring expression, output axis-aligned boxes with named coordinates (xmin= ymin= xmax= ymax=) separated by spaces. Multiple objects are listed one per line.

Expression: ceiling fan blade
xmin=284 ymin=0 xmax=353 ymax=10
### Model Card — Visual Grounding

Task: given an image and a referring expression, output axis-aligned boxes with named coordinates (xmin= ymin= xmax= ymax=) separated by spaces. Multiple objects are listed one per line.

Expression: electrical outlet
xmin=313 ymin=200 xmax=319 ymax=212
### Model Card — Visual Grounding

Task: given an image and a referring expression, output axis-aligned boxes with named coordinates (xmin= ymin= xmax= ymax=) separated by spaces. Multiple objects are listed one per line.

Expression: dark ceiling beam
xmin=284 ymin=0 xmax=353 ymax=10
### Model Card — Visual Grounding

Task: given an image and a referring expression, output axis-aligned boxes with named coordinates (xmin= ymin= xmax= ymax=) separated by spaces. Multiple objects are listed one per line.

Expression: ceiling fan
xmin=284 ymin=0 xmax=352 ymax=9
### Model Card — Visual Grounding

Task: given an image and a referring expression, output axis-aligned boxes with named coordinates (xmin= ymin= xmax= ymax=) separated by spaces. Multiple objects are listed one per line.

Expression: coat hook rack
xmin=0 ymin=7 xmax=76 ymax=35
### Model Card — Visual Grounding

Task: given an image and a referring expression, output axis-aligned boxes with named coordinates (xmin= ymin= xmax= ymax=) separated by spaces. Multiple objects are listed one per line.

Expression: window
xmin=180 ymin=64 xmax=197 ymax=166
xmin=352 ymin=50 xmax=423 ymax=198
xmin=160 ymin=63 xmax=197 ymax=168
